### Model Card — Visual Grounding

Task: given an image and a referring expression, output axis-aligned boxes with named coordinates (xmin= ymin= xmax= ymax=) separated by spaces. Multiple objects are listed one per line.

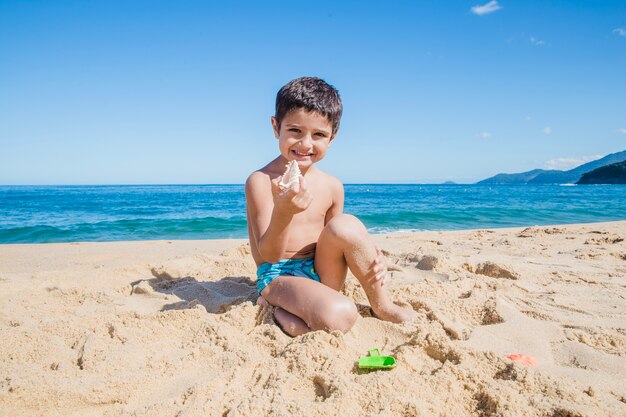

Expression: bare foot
xmin=372 ymin=301 xmax=418 ymax=323
xmin=274 ymin=307 xmax=311 ymax=336
xmin=256 ymin=296 xmax=269 ymax=307
xmin=257 ymin=296 xmax=310 ymax=336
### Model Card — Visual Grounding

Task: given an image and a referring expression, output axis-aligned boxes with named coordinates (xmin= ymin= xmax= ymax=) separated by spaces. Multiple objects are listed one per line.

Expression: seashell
xmin=279 ymin=160 xmax=301 ymax=190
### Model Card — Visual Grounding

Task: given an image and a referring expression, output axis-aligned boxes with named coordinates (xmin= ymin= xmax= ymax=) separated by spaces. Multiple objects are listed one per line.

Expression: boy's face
xmin=271 ymin=108 xmax=336 ymax=169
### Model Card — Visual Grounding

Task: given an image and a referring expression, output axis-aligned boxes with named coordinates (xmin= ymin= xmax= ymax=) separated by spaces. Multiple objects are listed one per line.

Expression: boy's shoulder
xmin=246 ymin=168 xmax=270 ymax=183
xmin=246 ymin=158 xmax=282 ymax=185
xmin=245 ymin=169 xmax=270 ymax=196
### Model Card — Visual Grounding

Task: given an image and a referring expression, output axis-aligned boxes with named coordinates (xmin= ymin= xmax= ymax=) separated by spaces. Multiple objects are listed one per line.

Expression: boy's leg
xmin=315 ymin=214 xmax=418 ymax=323
xmin=260 ymin=275 xmax=359 ymax=336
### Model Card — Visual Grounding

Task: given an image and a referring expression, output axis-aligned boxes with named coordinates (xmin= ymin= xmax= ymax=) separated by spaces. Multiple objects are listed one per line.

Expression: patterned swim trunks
xmin=256 ymin=257 xmax=320 ymax=294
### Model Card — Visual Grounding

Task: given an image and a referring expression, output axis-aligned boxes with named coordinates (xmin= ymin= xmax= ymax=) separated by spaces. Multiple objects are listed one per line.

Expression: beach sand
xmin=1 ymin=222 xmax=625 ymax=416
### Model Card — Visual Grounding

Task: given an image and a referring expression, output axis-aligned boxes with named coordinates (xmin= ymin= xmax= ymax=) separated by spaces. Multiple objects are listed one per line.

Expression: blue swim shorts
xmin=256 ymin=257 xmax=320 ymax=294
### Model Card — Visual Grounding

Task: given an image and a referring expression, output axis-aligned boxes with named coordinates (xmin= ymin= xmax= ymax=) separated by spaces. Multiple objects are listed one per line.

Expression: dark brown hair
xmin=275 ymin=77 xmax=343 ymax=136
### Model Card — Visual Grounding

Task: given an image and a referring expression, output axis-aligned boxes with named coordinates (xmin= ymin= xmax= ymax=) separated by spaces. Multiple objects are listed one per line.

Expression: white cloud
xmin=478 ymin=131 xmax=492 ymax=139
xmin=618 ymin=128 xmax=626 ymax=134
xmin=543 ymin=127 xmax=552 ymax=134
xmin=471 ymin=1 xmax=501 ymax=16
xmin=530 ymin=36 xmax=546 ymax=46
xmin=613 ymin=28 xmax=626 ymax=37
xmin=545 ymin=155 xmax=602 ymax=170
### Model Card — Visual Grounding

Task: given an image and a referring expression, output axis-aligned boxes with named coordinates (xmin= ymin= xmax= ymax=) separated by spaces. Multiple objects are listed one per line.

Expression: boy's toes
xmin=256 ymin=296 xmax=269 ymax=307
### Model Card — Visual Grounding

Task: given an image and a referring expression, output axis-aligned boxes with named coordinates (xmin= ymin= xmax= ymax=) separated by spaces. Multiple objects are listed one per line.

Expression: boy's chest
xmin=295 ymin=183 xmax=333 ymax=223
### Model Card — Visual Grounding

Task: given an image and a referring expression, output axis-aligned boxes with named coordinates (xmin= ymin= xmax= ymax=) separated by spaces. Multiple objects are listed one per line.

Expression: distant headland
xmin=477 ymin=150 xmax=626 ymax=185
xmin=577 ymin=160 xmax=626 ymax=184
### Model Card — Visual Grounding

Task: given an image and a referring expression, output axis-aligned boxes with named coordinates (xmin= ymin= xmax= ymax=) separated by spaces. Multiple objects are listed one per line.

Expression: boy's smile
xmin=292 ymin=149 xmax=314 ymax=158
xmin=272 ymin=108 xmax=335 ymax=170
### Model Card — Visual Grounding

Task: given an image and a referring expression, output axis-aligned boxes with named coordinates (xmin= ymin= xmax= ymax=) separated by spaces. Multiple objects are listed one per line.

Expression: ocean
xmin=1 ymin=184 xmax=625 ymax=244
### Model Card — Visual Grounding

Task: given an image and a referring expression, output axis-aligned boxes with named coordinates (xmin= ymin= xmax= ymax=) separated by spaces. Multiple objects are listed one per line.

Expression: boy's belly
xmin=283 ymin=225 xmax=323 ymax=258
xmin=283 ymin=240 xmax=317 ymax=259
xmin=283 ymin=221 xmax=323 ymax=259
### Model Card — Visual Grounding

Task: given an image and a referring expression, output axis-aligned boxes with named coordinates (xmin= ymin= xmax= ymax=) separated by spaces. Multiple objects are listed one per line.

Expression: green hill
xmin=478 ymin=150 xmax=626 ymax=184
xmin=476 ymin=169 xmax=552 ymax=185
xmin=577 ymin=161 xmax=626 ymax=184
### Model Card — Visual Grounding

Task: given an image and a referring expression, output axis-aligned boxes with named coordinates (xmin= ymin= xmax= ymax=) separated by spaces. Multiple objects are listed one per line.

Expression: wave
xmin=0 ymin=216 xmax=248 ymax=244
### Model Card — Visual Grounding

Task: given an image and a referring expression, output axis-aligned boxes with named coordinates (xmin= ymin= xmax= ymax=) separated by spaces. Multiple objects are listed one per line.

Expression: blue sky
xmin=1 ymin=0 xmax=625 ymax=184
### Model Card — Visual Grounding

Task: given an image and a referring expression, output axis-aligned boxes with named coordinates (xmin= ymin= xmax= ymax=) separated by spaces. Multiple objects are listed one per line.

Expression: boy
xmin=245 ymin=77 xmax=417 ymax=336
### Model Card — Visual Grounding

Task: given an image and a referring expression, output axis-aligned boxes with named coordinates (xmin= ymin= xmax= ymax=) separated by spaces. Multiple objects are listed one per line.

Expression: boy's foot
xmin=372 ymin=302 xmax=418 ymax=323
xmin=256 ymin=295 xmax=311 ymax=336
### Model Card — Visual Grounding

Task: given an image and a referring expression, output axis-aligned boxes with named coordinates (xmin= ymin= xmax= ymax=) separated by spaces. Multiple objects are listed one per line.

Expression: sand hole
xmin=481 ymin=301 xmax=504 ymax=325
xmin=312 ymin=375 xmax=333 ymax=401
xmin=473 ymin=391 xmax=499 ymax=417
xmin=611 ymin=253 xmax=626 ymax=261
xmin=458 ymin=290 xmax=472 ymax=299
xmin=550 ymin=408 xmax=583 ymax=417
xmin=494 ymin=363 xmax=518 ymax=381
xmin=355 ymin=303 xmax=374 ymax=318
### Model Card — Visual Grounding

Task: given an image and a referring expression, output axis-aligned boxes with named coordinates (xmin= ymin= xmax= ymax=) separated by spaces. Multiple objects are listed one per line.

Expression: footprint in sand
xmin=517 ymin=226 xmax=565 ymax=238
xmin=416 ymin=255 xmax=440 ymax=271
xmin=464 ymin=261 xmax=519 ymax=280
xmin=584 ymin=236 xmax=624 ymax=245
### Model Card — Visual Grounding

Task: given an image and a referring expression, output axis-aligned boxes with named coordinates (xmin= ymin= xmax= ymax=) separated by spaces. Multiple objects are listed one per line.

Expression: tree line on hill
xmin=577 ymin=160 xmax=626 ymax=184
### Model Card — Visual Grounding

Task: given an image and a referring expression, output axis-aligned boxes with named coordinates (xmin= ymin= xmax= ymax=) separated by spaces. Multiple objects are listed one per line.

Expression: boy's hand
xmin=271 ymin=174 xmax=312 ymax=214
xmin=373 ymin=246 xmax=388 ymax=286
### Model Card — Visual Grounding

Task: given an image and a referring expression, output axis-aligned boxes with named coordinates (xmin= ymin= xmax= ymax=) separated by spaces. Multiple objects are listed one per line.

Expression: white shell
xmin=279 ymin=160 xmax=301 ymax=190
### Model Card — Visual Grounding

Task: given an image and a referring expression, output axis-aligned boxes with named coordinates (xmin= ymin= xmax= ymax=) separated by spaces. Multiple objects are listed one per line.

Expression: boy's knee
xmin=319 ymin=298 xmax=358 ymax=333
xmin=325 ymin=214 xmax=367 ymax=244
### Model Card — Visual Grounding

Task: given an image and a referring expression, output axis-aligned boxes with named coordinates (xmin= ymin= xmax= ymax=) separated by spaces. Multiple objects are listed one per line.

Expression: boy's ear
xmin=271 ymin=116 xmax=280 ymax=139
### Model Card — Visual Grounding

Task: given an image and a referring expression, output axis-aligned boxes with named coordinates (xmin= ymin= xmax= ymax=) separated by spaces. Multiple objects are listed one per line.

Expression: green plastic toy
xmin=358 ymin=348 xmax=396 ymax=369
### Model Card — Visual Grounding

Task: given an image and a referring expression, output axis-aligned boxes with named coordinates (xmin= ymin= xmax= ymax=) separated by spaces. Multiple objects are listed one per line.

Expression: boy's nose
xmin=300 ymin=135 xmax=313 ymax=146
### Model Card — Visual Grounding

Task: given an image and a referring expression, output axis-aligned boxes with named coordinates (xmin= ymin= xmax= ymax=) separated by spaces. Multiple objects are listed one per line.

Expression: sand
xmin=1 ymin=222 xmax=625 ymax=417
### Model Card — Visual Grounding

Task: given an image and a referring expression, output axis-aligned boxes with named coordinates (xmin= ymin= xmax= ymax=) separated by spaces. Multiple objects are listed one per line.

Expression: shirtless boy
xmin=245 ymin=77 xmax=417 ymax=336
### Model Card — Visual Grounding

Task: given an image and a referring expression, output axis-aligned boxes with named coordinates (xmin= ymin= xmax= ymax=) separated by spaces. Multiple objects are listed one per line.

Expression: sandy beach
xmin=1 ymin=221 xmax=625 ymax=416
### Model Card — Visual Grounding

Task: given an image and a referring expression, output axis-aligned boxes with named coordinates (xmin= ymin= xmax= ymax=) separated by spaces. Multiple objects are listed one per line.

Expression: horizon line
xmin=0 ymin=182 xmax=478 ymax=186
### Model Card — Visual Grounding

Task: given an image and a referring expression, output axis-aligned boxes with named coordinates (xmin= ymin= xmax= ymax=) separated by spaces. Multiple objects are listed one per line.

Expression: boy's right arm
xmin=245 ymin=172 xmax=311 ymax=263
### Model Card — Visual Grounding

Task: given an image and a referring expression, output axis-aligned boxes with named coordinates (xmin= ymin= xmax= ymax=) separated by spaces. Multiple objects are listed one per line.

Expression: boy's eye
xmin=289 ymin=128 xmax=301 ymax=133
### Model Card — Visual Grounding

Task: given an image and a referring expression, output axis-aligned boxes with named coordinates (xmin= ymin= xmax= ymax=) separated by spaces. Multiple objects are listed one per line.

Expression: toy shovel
xmin=358 ymin=348 xmax=396 ymax=369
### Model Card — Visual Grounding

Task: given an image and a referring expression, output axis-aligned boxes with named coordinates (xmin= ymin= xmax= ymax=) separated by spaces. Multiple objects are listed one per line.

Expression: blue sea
xmin=0 ymin=184 xmax=625 ymax=244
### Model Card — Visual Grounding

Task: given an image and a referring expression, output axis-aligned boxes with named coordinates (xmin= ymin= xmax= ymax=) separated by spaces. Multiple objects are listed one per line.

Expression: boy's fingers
xmin=273 ymin=176 xmax=291 ymax=195
xmin=299 ymin=175 xmax=307 ymax=192
xmin=375 ymin=248 xmax=385 ymax=263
